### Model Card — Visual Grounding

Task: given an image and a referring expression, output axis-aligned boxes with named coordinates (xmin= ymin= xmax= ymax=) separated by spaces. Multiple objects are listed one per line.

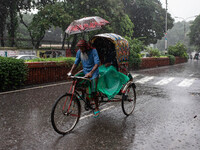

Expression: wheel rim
xmin=122 ymin=86 xmax=136 ymax=115
xmin=52 ymin=95 xmax=80 ymax=134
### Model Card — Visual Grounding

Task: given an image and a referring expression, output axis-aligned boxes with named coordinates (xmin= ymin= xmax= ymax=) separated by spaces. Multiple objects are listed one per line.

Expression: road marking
xmin=178 ymin=78 xmax=195 ymax=87
xmin=131 ymin=73 xmax=139 ymax=78
xmin=135 ymin=76 xmax=154 ymax=84
xmin=155 ymin=77 xmax=175 ymax=85
xmin=189 ymin=74 xmax=194 ymax=77
xmin=80 ymin=105 xmax=114 ymax=120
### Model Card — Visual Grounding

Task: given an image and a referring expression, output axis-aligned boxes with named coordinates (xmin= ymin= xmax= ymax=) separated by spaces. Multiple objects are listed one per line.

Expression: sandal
xmin=93 ymin=110 xmax=100 ymax=118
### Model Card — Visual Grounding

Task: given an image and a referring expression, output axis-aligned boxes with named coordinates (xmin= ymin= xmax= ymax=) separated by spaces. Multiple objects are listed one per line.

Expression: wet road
xmin=0 ymin=59 xmax=200 ymax=150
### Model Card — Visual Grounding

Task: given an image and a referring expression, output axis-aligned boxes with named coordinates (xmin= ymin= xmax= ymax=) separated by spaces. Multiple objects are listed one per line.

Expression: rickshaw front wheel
xmin=51 ymin=93 xmax=81 ymax=135
xmin=122 ymin=83 xmax=136 ymax=116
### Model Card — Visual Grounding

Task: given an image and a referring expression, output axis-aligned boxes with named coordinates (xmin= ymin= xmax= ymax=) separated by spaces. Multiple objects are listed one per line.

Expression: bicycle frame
xmin=68 ymin=76 xmax=95 ymax=110
xmin=66 ymin=75 xmax=136 ymax=113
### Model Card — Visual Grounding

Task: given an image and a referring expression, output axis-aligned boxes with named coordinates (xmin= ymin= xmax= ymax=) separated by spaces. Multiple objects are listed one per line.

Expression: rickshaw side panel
xmin=114 ymin=39 xmax=129 ymax=75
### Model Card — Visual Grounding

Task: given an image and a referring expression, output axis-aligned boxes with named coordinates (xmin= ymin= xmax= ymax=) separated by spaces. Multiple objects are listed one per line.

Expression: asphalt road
xmin=0 ymin=59 xmax=200 ymax=150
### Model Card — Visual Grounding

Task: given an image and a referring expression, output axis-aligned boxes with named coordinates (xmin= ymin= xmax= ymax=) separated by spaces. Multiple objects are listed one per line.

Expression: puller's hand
xmin=84 ymin=72 xmax=92 ymax=78
xmin=67 ymin=72 xmax=72 ymax=77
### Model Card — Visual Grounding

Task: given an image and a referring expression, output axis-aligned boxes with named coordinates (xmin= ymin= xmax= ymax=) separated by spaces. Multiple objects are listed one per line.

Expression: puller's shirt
xmin=75 ymin=49 xmax=100 ymax=80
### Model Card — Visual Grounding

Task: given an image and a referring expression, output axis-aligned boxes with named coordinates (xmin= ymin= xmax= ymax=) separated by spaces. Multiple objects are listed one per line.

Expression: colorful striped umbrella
xmin=65 ymin=16 xmax=110 ymax=35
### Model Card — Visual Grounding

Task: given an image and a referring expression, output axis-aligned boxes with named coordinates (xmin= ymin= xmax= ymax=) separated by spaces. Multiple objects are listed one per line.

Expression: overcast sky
xmin=160 ymin=0 xmax=200 ymax=22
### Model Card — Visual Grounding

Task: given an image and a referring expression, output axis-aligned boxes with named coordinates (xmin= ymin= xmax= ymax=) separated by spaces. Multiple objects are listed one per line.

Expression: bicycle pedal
xmin=84 ymin=104 xmax=90 ymax=111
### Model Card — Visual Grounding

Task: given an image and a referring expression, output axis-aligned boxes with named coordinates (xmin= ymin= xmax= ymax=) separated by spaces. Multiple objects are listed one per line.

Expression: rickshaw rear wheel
xmin=51 ymin=93 xmax=81 ymax=135
xmin=122 ymin=84 xmax=136 ymax=116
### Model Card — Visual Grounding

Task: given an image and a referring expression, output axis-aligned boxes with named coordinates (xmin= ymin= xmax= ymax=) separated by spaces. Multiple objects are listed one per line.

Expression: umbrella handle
xmin=81 ymin=32 xmax=87 ymax=40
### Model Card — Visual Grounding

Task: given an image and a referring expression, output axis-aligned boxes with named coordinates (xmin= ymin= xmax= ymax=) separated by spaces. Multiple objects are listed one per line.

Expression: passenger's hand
xmin=84 ymin=72 xmax=92 ymax=78
xmin=105 ymin=63 xmax=111 ymax=67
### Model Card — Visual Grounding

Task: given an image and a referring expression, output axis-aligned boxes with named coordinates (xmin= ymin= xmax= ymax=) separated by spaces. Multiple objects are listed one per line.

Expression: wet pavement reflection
xmin=0 ymin=60 xmax=200 ymax=150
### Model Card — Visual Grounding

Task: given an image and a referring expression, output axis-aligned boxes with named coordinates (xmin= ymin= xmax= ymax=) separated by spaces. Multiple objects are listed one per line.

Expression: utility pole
xmin=165 ymin=0 xmax=168 ymax=51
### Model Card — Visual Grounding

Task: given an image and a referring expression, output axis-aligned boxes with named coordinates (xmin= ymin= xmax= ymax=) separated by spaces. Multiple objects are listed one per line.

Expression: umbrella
xmin=65 ymin=16 xmax=110 ymax=35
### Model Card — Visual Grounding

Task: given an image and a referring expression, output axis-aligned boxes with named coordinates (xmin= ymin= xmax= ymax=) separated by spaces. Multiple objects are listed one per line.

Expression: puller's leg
xmin=92 ymin=78 xmax=100 ymax=117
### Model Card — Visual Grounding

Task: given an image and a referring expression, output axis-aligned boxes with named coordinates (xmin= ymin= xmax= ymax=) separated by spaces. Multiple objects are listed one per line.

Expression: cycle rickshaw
xmin=51 ymin=33 xmax=137 ymax=135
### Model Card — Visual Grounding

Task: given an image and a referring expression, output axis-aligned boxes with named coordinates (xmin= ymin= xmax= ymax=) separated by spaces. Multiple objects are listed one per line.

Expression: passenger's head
xmin=76 ymin=40 xmax=88 ymax=53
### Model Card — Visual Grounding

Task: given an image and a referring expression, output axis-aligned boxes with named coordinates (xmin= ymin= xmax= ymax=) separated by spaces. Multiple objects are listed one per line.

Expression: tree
xmin=168 ymin=42 xmax=187 ymax=57
xmin=28 ymin=3 xmax=72 ymax=48
xmin=189 ymin=15 xmax=200 ymax=52
xmin=17 ymin=0 xmax=60 ymax=48
xmin=7 ymin=0 xmax=19 ymax=47
xmin=0 ymin=0 xmax=19 ymax=47
xmin=126 ymin=36 xmax=145 ymax=69
xmin=122 ymin=0 xmax=174 ymax=45
xmin=156 ymin=21 xmax=194 ymax=52
xmin=0 ymin=0 xmax=8 ymax=47
xmin=65 ymin=0 xmax=134 ymax=51
xmin=3 ymin=0 xmax=57 ymax=47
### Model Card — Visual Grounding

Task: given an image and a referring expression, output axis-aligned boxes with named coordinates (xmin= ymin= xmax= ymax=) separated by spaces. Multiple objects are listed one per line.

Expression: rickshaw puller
xmin=68 ymin=39 xmax=100 ymax=117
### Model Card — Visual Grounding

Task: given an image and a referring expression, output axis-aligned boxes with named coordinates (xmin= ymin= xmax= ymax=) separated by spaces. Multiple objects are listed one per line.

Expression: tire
xmin=122 ymin=84 xmax=136 ymax=116
xmin=51 ymin=93 xmax=81 ymax=135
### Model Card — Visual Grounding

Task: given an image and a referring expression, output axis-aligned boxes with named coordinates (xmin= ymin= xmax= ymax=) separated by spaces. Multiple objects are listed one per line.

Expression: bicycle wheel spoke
xmin=122 ymin=84 xmax=136 ymax=116
xmin=51 ymin=94 xmax=80 ymax=134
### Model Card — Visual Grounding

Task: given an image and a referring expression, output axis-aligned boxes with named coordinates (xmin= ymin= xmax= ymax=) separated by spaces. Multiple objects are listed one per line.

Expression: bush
xmin=26 ymin=57 xmax=75 ymax=66
xmin=126 ymin=37 xmax=144 ymax=69
xmin=129 ymin=51 xmax=142 ymax=69
xmin=168 ymin=55 xmax=175 ymax=65
xmin=147 ymin=47 xmax=161 ymax=57
xmin=0 ymin=57 xmax=28 ymax=92
xmin=168 ymin=42 xmax=188 ymax=58
xmin=126 ymin=37 xmax=144 ymax=54
xmin=26 ymin=57 xmax=75 ymax=63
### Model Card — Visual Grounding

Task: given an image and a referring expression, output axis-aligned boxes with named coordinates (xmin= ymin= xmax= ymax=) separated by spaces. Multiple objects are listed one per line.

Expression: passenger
xmin=104 ymin=42 xmax=118 ymax=70
xmin=68 ymin=39 xmax=100 ymax=117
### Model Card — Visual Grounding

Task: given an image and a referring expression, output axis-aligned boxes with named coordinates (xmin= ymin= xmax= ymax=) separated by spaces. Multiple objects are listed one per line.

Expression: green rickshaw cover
xmin=97 ymin=65 xmax=129 ymax=99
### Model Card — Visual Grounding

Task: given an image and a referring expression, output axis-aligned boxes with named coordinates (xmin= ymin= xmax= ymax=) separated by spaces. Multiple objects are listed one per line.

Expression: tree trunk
xmin=18 ymin=11 xmax=35 ymax=48
xmin=0 ymin=28 xmax=5 ymax=47
xmin=35 ymin=32 xmax=45 ymax=49
xmin=62 ymin=32 xmax=66 ymax=50
xmin=8 ymin=3 xmax=18 ymax=47
xmin=71 ymin=34 xmax=77 ymax=56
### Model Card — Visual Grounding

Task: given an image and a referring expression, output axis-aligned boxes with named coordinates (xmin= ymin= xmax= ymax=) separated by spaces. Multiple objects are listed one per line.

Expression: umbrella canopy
xmin=65 ymin=16 xmax=109 ymax=35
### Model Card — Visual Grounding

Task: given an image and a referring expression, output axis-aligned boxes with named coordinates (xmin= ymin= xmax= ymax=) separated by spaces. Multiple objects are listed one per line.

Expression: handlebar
xmin=69 ymin=75 xmax=92 ymax=83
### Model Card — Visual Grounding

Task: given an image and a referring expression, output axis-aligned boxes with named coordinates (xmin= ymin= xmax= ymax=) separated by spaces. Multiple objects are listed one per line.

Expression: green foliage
xmin=26 ymin=57 xmax=75 ymax=64
xmin=129 ymin=51 xmax=142 ymax=69
xmin=126 ymin=37 xmax=144 ymax=53
xmin=117 ymin=14 xmax=134 ymax=37
xmin=126 ymin=37 xmax=144 ymax=69
xmin=0 ymin=57 xmax=28 ymax=92
xmin=189 ymin=15 xmax=200 ymax=51
xmin=26 ymin=57 xmax=77 ymax=67
xmin=146 ymin=47 xmax=161 ymax=57
xmin=168 ymin=55 xmax=175 ymax=65
xmin=168 ymin=42 xmax=188 ymax=57
xmin=123 ymin=0 xmax=174 ymax=45
xmin=2 ymin=0 xmax=175 ymax=51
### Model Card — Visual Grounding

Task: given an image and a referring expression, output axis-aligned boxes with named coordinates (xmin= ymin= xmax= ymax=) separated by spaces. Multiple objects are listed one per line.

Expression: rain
xmin=1 ymin=0 xmax=200 ymax=149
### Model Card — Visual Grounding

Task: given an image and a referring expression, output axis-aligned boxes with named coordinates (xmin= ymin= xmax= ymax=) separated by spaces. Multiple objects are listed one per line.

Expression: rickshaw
xmin=51 ymin=33 xmax=137 ymax=135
